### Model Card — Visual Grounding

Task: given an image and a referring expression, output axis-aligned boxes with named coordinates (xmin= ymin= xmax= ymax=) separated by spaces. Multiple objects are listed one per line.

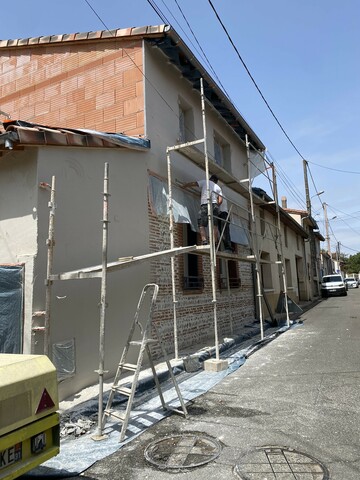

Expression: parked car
xmin=321 ymin=274 xmax=347 ymax=297
xmin=345 ymin=277 xmax=358 ymax=289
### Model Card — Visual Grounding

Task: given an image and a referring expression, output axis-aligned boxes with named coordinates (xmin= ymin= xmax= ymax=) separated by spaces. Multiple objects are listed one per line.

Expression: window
xmin=260 ymin=252 xmax=273 ymax=289
xmin=283 ymin=225 xmax=288 ymax=248
xmin=178 ymin=98 xmax=194 ymax=143
xmin=52 ymin=338 xmax=76 ymax=382
xmin=183 ymin=225 xmax=203 ymax=290
xmin=218 ymin=250 xmax=241 ymax=289
xmin=285 ymin=259 xmax=292 ymax=287
xmin=260 ymin=209 xmax=266 ymax=236
xmin=213 ymin=132 xmax=231 ymax=171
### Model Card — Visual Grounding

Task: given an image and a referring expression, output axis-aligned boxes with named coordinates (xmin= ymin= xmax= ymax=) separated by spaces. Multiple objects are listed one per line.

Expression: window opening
xmin=183 ymin=224 xmax=203 ymax=290
xmin=219 ymin=254 xmax=241 ymax=289
xmin=214 ymin=132 xmax=231 ymax=171
xmin=260 ymin=252 xmax=273 ymax=289
xmin=285 ymin=259 xmax=292 ymax=287
xmin=178 ymin=98 xmax=194 ymax=143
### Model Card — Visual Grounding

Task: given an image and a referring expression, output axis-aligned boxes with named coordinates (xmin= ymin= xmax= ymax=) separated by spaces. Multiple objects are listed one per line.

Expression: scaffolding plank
xmin=49 ymin=245 xmax=210 ymax=281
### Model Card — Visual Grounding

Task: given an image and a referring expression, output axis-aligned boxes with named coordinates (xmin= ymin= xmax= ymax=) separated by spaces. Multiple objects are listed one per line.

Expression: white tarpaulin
xmin=249 ymin=150 xmax=266 ymax=179
xmin=149 ymin=175 xmax=250 ymax=245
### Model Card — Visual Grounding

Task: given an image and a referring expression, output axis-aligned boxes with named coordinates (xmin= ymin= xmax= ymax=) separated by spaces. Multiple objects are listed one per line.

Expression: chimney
xmin=281 ymin=196 xmax=287 ymax=209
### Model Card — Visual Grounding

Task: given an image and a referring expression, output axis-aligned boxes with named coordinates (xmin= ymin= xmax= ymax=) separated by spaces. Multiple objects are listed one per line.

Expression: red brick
xmin=76 ymin=97 xmax=96 ymax=114
xmin=123 ymin=66 xmax=143 ymax=86
xmin=35 ymin=101 xmax=50 ymax=116
xmin=60 ymin=76 xmax=78 ymax=95
xmin=50 ymin=93 xmax=68 ymax=112
xmin=60 ymin=103 xmax=77 ymax=121
xmin=116 ymin=114 xmax=137 ymax=133
xmin=103 ymin=103 xmax=123 ymax=122
xmin=84 ymin=109 xmax=101 ymax=127
xmin=96 ymin=91 xmax=115 ymax=109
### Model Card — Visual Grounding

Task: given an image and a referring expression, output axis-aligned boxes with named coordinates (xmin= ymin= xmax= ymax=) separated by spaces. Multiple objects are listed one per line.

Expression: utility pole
xmin=303 ymin=160 xmax=311 ymax=216
xmin=336 ymin=241 xmax=341 ymax=274
xmin=323 ymin=202 xmax=331 ymax=257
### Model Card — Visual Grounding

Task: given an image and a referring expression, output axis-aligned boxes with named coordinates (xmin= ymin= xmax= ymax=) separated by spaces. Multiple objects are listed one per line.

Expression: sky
xmin=2 ymin=0 xmax=360 ymax=255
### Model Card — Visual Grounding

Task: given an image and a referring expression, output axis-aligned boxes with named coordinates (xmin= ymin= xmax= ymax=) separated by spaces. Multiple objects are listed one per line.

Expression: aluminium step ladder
xmin=103 ymin=283 xmax=188 ymax=442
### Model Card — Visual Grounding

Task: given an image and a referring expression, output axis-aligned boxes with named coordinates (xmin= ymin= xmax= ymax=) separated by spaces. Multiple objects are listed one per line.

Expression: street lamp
xmin=311 ymin=190 xmax=324 ymax=199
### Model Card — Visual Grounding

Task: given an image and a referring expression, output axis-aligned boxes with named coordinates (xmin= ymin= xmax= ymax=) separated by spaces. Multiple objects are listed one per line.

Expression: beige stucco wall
xmin=255 ymin=207 xmax=308 ymax=317
xmin=0 ymin=149 xmax=39 ymax=353
xmin=143 ymin=44 xmax=249 ymax=187
xmin=141 ymin=45 xmax=256 ymax=352
xmin=30 ymin=145 xmax=151 ymax=400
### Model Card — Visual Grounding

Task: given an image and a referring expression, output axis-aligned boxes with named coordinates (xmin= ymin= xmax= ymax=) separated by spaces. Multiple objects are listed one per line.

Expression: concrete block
xmin=204 ymin=358 xmax=228 ymax=372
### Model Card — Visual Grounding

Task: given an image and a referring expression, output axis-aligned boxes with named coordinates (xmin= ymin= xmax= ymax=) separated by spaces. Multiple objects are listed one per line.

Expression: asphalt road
xmin=61 ymin=288 xmax=360 ymax=479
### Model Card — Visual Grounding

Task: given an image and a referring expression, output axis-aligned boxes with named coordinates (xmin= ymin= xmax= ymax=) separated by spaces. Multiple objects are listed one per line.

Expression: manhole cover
xmin=234 ymin=446 xmax=329 ymax=479
xmin=144 ymin=434 xmax=221 ymax=470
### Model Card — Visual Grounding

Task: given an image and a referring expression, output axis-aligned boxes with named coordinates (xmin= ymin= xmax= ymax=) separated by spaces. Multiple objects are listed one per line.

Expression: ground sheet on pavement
xmin=26 ymin=325 xmax=293 ymax=478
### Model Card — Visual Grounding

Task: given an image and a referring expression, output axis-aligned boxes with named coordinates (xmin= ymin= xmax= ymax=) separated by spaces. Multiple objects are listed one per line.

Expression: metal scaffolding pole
xmin=166 ymin=148 xmax=179 ymax=359
xmin=93 ymin=162 xmax=110 ymax=439
xmin=271 ymin=163 xmax=290 ymax=327
xmin=200 ymin=78 xmax=220 ymax=360
xmin=44 ymin=176 xmax=56 ymax=357
xmin=245 ymin=135 xmax=264 ymax=339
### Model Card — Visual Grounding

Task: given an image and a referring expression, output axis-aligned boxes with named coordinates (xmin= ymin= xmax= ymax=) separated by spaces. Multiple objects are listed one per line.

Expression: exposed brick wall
xmin=0 ymin=39 xmax=144 ymax=136
xmin=148 ymin=199 xmax=256 ymax=358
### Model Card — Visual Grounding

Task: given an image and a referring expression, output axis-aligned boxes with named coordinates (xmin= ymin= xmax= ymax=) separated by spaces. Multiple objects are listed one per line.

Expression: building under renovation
xmin=0 ymin=25 xmax=320 ymax=400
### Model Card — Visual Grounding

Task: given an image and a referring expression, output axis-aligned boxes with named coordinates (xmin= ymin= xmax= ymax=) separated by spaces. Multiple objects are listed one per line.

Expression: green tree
xmin=343 ymin=252 xmax=360 ymax=274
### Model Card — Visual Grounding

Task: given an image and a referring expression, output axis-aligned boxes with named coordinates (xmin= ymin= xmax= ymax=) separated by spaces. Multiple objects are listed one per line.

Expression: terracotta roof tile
xmin=0 ymin=120 xmax=150 ymax=151
xmin=50 ymin=35 xmax=64 ymax=43
xmin=75 ymin=32 xmax=90 ymax=41
xmin=88 ymin=31 xmax=102 ymax=40
xmin=101 ymin=29 xmax=117 ymax=38
xmin=39 ymin=36 xmax=51 ymax=44
xmin=116 ymin=28 xmax=133 ymax=37
xmin=0 ymin=25 xmax=169 ymax=50
xmin=63 ymin=33 xmax=77 ymax=42
xmin=29 ymin=37 xmax=41 ymax=45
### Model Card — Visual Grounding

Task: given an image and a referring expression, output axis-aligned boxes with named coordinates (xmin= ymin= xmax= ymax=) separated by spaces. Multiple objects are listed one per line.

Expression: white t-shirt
xmin=219 ymin=194 xmax=228 ymax=213
xmin=197 ymin=179 xmax=222 ymax=205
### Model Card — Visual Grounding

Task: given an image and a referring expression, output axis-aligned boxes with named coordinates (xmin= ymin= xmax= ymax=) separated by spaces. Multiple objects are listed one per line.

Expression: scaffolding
xmin=40 ymin=77 xmax=290 ymax=438
xmin=166 ymin=78 xmax=290 ymax=358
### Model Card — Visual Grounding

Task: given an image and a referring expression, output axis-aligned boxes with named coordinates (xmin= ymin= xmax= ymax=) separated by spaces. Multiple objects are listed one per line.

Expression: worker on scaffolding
xmin=182 ymin=174 xmax=222 ymax=245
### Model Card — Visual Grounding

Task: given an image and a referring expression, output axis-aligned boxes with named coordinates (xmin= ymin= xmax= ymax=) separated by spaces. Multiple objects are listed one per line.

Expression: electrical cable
xmin=340 ymin=243 xmax=359 ymax=254
xmin=307 ymin=160 xmax=360 ymax=175
xmin=207 ymin=0 xmax=306 ymax=161
xmin=161 ymin=0 xmax=233 ymax=102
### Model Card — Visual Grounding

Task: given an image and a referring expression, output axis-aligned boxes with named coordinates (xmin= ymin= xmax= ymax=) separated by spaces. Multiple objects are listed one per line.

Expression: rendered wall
xmin=0 ymin=149 xmax=38 ymax=352
xmin=33 ymin=146 xmax=151 ymax=400
xmin=143 ymin=44 xmax=256 ymax=355
xmin=255 ymin=208 xmax=307 ymax=317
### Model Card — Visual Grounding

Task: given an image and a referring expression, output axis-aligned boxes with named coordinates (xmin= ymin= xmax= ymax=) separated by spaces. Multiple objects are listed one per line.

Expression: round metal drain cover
xmin=234 ymin=446 xmax=329 ymax=479
xmin=144 ymin=434 xmax=221 ymax=470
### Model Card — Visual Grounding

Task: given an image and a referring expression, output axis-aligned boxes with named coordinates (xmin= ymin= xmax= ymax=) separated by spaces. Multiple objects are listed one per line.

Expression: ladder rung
xmin=104 ymin=409 xmax=126 ymax=422
xmin=129 ymin=339 xmax=157 ymax=346
xmin=112 ymin=385 xmax=132 ymax=396
xmin=120 ymin=362 xmax=137 ymax=371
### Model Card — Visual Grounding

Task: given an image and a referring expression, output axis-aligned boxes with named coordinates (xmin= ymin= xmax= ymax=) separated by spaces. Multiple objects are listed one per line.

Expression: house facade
xmin=252 ymin=189 xmax=309 ymax=318
xmin=282 ymin=201 xmax=325 ymax=297
xmin=0 ymin=25 xmax=271 ymax=399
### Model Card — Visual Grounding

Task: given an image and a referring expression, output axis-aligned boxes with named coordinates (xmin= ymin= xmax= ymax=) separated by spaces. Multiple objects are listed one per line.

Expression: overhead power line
xmin=207 ymin=0 xmax=306 ymax=161
xmin=307 ymin=160 xmax=360 ymax=175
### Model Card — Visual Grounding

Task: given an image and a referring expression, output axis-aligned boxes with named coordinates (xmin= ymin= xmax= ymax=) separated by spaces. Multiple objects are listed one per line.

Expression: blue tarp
xmin=0 ymin=265 xmax=23 ymax=353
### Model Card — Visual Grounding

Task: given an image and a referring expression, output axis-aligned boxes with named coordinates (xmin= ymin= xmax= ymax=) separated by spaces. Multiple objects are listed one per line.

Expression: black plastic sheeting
xmin=0 ymin=265 xmax=23 ymax=353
